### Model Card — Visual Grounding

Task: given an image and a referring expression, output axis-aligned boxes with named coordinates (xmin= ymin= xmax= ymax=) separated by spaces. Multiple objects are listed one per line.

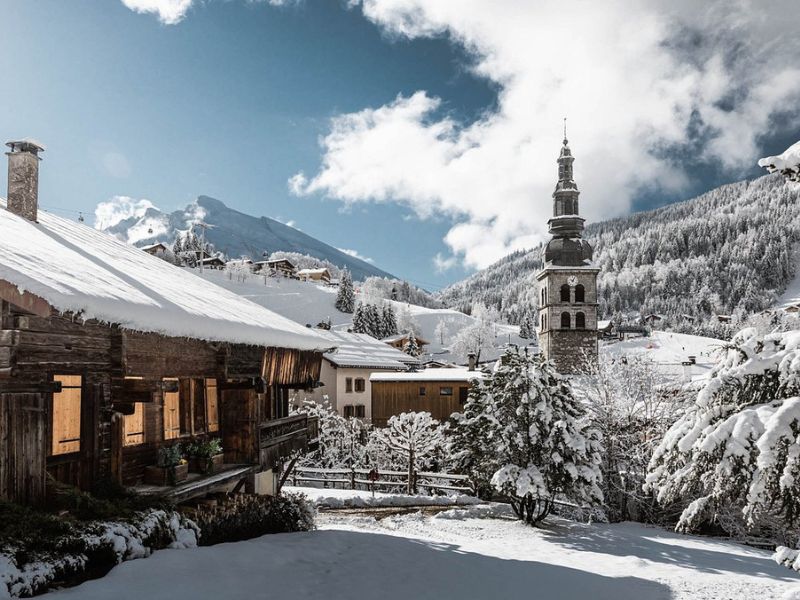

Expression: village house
xmin=382 ymin=332 xmax=430 ymax=353
xmin=255 ymin=258 xmax=296 ymax=278
xmin=0 ymin=140 xmax=332 ymax=506
xmin=141 ymin=242 xmax=170 ymax=259
xmin=292 ymin=329 xmax=417 ymax=422
xmin=369 ymin=365 xmax=483 ymax=427
xmin=297 ymin=267 xmax=331 ymax=284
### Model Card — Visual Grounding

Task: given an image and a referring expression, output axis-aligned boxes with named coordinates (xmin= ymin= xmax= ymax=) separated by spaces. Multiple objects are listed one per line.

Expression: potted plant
xmin=144 ymin=444 xmax=188 ymax=486
xmin=186 ymin=438 xmax=224 ymax=475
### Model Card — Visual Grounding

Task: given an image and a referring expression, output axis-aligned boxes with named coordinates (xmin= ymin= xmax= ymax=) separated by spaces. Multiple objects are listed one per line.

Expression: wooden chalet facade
xmin=0 ymin=140 xmax=329 ymax=506
xmin=369 ymin=368 xmax=483 ymax=428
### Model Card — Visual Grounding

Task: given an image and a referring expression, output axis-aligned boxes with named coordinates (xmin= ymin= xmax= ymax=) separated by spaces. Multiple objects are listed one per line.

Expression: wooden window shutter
xmin=205 ymin=378 xmax=219 ymax=433
xmin=51 ymin=375 xmax=82 ymax=455
xmin=163 ymin=378 xmax=181 ymax=440
xmin=123 ymin=403 xmax=145 ymax=446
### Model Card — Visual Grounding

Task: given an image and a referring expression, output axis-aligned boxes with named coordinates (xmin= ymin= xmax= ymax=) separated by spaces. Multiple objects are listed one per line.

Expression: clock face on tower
xmin=567 ymin=275 xmax=578 ymax=287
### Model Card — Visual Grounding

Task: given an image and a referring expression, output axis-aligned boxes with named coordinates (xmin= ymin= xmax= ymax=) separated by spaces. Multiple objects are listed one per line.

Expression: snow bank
xmin=284 ymin=486 xmax=481 ymax=509
xmin=0 ymin=200 xmax=328 ymax=351
xmin=0 ymin=509 xmax=197 ymax=599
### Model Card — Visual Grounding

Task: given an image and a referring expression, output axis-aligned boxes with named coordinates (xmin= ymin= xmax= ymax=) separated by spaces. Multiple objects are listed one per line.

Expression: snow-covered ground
xmin=600 ymin=330 xmax=724 ymax=381
xmin=42 ymin=507 xmax=799 ymax=600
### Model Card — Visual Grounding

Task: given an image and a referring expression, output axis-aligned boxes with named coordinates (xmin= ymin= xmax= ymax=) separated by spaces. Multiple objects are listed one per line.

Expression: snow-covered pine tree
xmin=352 ymin=302 xmax=366 ymax=334
xmin=462 ymin=347 xmax=603 ymax=525
xmin=381 ymin=305 xmax=398 ymax=338
xmin=363 ymin=303 xmax=382 ymax=338
xmin=335 ymin=269 xmax=356 ymax=314
xmin=448 ymin=380 xmax=499 ymax=499
xmin=645 ymin=327 xmax=800 ymax=537
xmin=375 ymin=412 xmax=444 ymax=494
xmin=403 ymin=331 xmax=421 ymax=357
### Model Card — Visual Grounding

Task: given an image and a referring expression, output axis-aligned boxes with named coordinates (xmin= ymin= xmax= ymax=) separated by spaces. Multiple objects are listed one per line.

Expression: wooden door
xmin=163 ymin=379 xmax=181 ymax=440
xmin=0 ymin=393 xmax=46 ymax=505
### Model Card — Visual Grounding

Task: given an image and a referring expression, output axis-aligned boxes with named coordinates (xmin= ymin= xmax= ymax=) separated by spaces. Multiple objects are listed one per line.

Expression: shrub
xmin=186 ymin=493 xmax=315 ymax=546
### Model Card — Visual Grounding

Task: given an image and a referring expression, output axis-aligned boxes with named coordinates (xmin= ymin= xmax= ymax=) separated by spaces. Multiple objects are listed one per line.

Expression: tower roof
xmin=543 ymin=132 xmax=593 ymax=267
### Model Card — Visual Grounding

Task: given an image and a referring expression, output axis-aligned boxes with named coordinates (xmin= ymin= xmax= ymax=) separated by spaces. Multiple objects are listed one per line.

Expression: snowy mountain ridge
xmin=95 ymin=195 xmax=395 ymax=281
xmin=439 ymin=174 xmax=800 ymax=336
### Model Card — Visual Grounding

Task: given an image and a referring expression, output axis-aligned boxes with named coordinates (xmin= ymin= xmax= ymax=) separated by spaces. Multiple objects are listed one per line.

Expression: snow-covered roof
xmin=370 ymin=368 xmax=484 ymax=382
xmin=316 ymin=330 xmax=417 ymax=369
xmin=758 ymin=141 xmax=800 ymax=181
xmin=0 ymin=200 xmax=331 ymax=351
xmin=298 ymin=268 xmax=330 ymax=276
xmin=140 ymin=242 xmax=167 ymax=252
xmin=382 ymin=332 xmax=430 ymax=345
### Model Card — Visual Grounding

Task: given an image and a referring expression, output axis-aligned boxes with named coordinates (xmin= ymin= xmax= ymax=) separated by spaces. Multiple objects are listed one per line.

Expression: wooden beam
xmin=0 ymin=380 xmax=61 ymax=393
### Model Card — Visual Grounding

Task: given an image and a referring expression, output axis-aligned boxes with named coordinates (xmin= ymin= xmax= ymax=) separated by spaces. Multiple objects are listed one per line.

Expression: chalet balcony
xmin=132 ymin=464 xmax=259 ymax=503
xmin=259 ymin=413 xmax=318 ymax=469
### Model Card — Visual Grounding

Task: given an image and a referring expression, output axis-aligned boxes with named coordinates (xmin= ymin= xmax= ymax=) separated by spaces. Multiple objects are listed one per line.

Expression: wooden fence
xmin=287 ymin=465 xmax=472 ymax=495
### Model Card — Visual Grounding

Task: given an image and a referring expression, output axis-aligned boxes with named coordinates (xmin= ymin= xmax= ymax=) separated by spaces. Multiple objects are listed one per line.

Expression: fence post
xmin=350 ymin=468 xmax=356 ymax=490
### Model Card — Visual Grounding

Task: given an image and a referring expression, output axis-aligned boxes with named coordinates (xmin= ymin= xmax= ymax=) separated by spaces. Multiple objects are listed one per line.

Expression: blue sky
xmin=2 ymin=1 xmax=799 ymax=289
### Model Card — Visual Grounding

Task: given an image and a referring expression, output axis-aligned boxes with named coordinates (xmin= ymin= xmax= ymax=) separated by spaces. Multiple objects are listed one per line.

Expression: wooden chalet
xmin=382 ymin=332 xmax=430 ymax=353
xmin=255 ymin=258 xmax=296 ymax=278
xmin=0 ymin=140 xmax=330 ymax=506
xmin=297 ymin=268 xmax=331 ymax=284
xmin=369 ymin=368 xmax=483 ymax=427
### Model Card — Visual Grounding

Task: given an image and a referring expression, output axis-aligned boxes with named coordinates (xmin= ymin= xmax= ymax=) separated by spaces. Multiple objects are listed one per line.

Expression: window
xmin=124 ymin=403 xmax=145 ymax=446
xmin=51 ymin=375 xmax=82 ymax=455
xmin=205 ymin=379 xmax=219 ymax=433
xmin=419 ymin=386 xmax=427 ymax=396
xmin=574 ymin=284 xmax=585 ymax=303
xmin=560 ymin=284 xmax=570 ymax=302
xmin=345 ymin=377 xmax=353 ymax=393
xmin=272 ymin=387 xmax=290 ymax=419
xmin=458 ymin=387 xmax=469 ymax=405
xmin=354 ymin=405 xmax=366 ymax=419
xmin=561 ymin=312 xmax=571 ymax=329
xmin=163 ymin=378 xmax=181 ymax=440
xmin=576 ymin=312 xmax=586 ymax=330
xmin=440 ymin=386 xmax=453 ymax=396
xmin=355 ymin=378 xmax=366 ymax=393
xmin=343 ymin=405 xmax=355 ymax=418
xmin=541 ymin=288 xmax=545 ymax=306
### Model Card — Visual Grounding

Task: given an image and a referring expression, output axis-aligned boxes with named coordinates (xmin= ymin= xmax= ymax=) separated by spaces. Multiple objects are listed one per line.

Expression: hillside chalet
xmin=0 ymin=140 xmax=331 ymax=506
xmin=369 ymin=366 xmax=483 ymax=427
xmin=255 ymin=258 xmax=296 ymax=278
xmin=382 ymin=332 xmax=430 ymax=353
xmin=297 ymin=268 xmax=331 ymax=283
xmin=294 ymin=330 xmax=418 ymax=422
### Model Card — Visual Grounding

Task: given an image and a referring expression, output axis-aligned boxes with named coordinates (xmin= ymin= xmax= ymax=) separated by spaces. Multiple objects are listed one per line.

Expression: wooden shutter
xmin=123 ymin=403 xmax=145 ymax=446
xmin=163 ymin=378 xmax=181 ymax=440
xmin=205 ymin=379 xmax=219 ymax=433
xmin=51 ymin=375 xmax=82 ymax=456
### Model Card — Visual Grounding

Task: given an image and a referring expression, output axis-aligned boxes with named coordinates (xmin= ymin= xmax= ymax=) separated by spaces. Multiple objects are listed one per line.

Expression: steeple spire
xmin=563 ymin=117 xmax=567 ymax=144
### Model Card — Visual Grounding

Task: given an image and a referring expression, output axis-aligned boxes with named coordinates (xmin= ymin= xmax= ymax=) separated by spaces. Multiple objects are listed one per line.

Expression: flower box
xmin=188 ymin=453 xmax=224 ymax=475
xmin=144 ymin=463 xmax=189 ymax=486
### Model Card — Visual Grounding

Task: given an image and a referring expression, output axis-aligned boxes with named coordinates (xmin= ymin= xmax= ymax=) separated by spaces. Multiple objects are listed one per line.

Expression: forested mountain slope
xmin=439 ymin=174 xmax=800 ymax=335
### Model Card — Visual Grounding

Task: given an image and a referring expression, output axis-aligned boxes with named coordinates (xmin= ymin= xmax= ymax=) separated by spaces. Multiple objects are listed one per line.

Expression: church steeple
xmin=543 ymin=131 xmax=593 ymax=266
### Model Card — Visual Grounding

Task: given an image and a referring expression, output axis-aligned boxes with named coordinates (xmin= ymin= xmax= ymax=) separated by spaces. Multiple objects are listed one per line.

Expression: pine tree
xmin=352 ymin=302 xmax=367 ymax=334
xmin=403 ymin=331 xmax=421 ymax=357
xmin=382 ymin=305 xmax=398 ymax=338
xmin=645 ymin=327 xmax=800 ymax=535
xmin=363 ymin=303 xmax=382 ymax=338
xmin=335 ymin=269 xmax=356 ymax=313
xmin=453 ymin=347 xmax=603 ymax=526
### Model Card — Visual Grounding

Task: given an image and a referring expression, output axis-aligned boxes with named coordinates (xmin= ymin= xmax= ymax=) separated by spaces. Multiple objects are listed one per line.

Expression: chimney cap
xmin=6 ymin=139 xmax=46 ymax=154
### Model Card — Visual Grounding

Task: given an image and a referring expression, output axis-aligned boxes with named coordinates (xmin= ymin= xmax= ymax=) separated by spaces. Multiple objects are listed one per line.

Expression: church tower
xmin=536 ymin=131 xmax=599 ymax=373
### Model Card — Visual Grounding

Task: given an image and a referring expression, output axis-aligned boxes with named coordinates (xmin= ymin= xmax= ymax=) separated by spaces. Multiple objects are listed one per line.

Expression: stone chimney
xmin=467 ymin=352 xmax=476 ymax=371
xmin=5 ymin=139 xmax=45 ymax=222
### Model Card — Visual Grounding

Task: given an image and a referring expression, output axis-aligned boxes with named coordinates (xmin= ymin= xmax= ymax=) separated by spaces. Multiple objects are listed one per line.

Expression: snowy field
xmin=601 ymin=330 xmax=724 ymax=381
xmin=42 ymin=507 xmax=799 ymax=600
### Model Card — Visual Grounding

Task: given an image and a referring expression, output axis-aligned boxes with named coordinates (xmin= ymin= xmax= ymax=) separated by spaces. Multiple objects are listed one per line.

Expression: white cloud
xmin=293 ymin=0 xmax=800 ymax=268
xmin=120 ymin=0 xmax=299 ymax=24
xmin=338 ymin=247 xmax=374 ymax=263
xmin=94 ymin=196 xmax=157 ymax=230
xmin=120 ymin=0 xmax=194 ymax=24
xmin=433 ymin=252 xmax=458 ymax=273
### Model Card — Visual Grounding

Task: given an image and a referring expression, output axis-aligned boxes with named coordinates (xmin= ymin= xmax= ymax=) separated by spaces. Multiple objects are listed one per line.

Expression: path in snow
xmin=43 ymin=509 xmax=799 ymax=600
